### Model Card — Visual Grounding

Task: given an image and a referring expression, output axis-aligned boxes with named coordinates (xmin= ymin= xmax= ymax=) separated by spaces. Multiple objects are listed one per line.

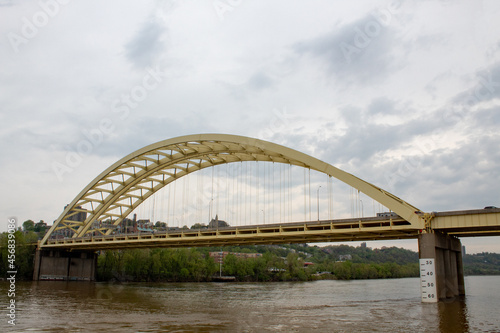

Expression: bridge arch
xmin=41 ymin=134 xmax=423 ymax=246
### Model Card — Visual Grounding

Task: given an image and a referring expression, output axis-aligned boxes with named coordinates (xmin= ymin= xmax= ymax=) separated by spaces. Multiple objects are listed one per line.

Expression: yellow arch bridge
xmin=35 ymin=134 xmax=500 ymax=302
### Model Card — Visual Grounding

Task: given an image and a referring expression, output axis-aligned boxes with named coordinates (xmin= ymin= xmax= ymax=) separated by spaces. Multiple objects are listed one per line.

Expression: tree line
xmin=95 ymin=244 xmax=421 ymax=282
xmin=463 ymin=252 xmax=500 ymax=275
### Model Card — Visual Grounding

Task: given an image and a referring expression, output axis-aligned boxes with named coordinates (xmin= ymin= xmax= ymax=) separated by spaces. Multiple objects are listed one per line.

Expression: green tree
xmin=0 ymin=231 xmax=38 ymax=280
xmin=22 ymin=220 xmax=35 ymax=231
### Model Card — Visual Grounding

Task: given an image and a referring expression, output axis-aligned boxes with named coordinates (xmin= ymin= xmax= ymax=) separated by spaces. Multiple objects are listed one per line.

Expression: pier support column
xmin=418 ymin=232 xmax=465 ymax=302
xmin=33 ymin=249 xmax=97 ymax=281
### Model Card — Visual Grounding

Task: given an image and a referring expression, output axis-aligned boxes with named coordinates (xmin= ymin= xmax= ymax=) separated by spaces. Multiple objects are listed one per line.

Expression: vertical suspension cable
xmin=326 ymin=175 xmax=329 ymax=220
xmin=308 ymin=168 xmax=311 ymax=221
xmin=238 ymin=162 xmax=242 ymax=226
xmin=249 ymin=162 xmax=252 ymax=225
xmin=287 ymin=164 xmax=290 ymax=222
xmin=216 ymin=165 xmax=220 ymax=219
xmin=167 ymin=177 xmax=171 ymax=227
xmin=290 ymin=165 xmax=293 ymax=222
xmin=290 ymin=165 xmax=293 ymax=221
xmin=265 ymin=161 xmax=268 ymax=224
xmin=182 ymin=173 xmax=187 ymax=226
xmin=330 ymin=176 xmax=334 ymax=220
xmin=267 ymin=162 xmax=270 ymax=224
xmin=186 ymin=169 xmax=191 ymax=225
xmin=243 ymin=162 xmax=247 ymax=226
xmin=272 ymin=162 xmax=275 ymax=224
xmin=355 ymin=188 xmax=358 ymax=218
xmin=161 ymin=176 xmax=166 ymax=223
xmin=285 ymin=164 xmax=288 ymax=222
xmin=270 ymin=162 xmax=273 ymax=224
xmin=262 ymin=161 xmax=265 ymax=224
xmin=151 ymin=188 xmax=155 ymax=225
xmin=208 ymin=165 xmax=215 ymax=222
xmin=232 ymin=163 xmax=236 ymax=224
xmin=225 ymin=163 xmax=229 ymax=223
xmin=201 ymin=166 xmax=205 ymax=224
xmin=256 ymin=161 xmax=259 ymax=224
xmin=327 ymin=175 xmax=330 ymax=220
xmin=303 ymin=168 xmax=307 ymax=221
xmin=279 ymin=163 xmax=282 ymax=223
xmin=283 ymin=163 xmax=286 ymax=222
xmin=197 ymin=167 xmax=201 ymax=224
xmin=173 ymin=169 xmax=177 ymax=228
xmin=207 ymin=166 xmax=214 ymax=223
xmin=159 ymin=185 xmax=163 ymax=223
xmin=237 ymin=162 xmax=240 ymax=225
xmin=350 ymin=187 xmax=353 ymax=218
xmin=286 ymin=164 xmax=289 ymax=222
xmin=357 ymin=190 xmax=360 ymax=218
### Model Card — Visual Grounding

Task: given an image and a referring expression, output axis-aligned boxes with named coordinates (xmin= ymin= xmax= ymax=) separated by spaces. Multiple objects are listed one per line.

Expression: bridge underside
xmin=43 ymin=216 xmax=419 ymax=251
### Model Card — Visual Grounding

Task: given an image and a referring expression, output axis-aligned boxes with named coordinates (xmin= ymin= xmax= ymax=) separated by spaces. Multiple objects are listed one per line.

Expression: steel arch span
xmin=41 ymin=134 xmax=425 ymax=246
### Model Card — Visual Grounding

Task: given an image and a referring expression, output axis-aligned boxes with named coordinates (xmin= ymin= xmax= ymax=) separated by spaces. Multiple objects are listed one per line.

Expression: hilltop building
xmin=208 ymin=215 xmax=229 ymax=228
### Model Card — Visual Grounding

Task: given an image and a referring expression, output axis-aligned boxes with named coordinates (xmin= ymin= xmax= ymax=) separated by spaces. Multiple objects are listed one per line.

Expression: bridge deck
xmin=43 ymin=216 xmax=417 ymax=250
xmin=432 ymin=208 xmax=500 ymax=237
xmin=40 ymin=209 xmax=500 ymax=250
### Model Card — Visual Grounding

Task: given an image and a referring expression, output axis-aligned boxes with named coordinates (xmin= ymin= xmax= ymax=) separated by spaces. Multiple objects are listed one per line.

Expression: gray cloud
xmin=124 ymin=17 xmax=167 ymax=68
xmin=452 ymin=62 xmax=500 ymax=107
xmin=472 ymin=105 xmax=500 ymax=128
xmin=293 ymin=14 xmax=401 ymax=85
xmin=318 ymin=104 xmax=442 ymax=165
xmin=247 ymin=72 xmax=274 ymax=91
xmin=367 ymin=97 xmax=397 ymax=115
xmin=0 ymin=0 xmax=13 ymax=7
xmin=90 ymin=115 xmax=217 ymax=160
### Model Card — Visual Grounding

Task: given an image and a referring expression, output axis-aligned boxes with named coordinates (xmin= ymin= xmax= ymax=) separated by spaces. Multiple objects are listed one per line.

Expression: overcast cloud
xmin=1 ymin=1 xmax=500 ymax=253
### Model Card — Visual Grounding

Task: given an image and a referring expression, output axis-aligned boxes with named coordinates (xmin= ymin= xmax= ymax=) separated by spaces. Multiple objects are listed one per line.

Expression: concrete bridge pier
xmin=418 ymin=232 xmax=465 ymax=302
xmin=33 ymin=249 xmax=97 ymax=281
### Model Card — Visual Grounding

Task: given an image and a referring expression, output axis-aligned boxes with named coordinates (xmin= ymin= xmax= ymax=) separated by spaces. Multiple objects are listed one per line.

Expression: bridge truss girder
xmin=41 ymin=134 xmax=425 ymax=247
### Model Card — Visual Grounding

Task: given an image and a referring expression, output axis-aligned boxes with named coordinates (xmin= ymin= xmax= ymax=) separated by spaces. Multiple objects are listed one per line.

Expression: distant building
xmin=208 ymin=215 xmax=229 ymax=228
xmin=338 ymin=254 xmax=352 ymax=262
xmin=65 ymin=205 xmax=88 ymax=223
xmin=52 ymin=205 xmax=88 ymax=238
xmin=377 ymin=212 xmax=398 ymax=217
xmin=209 ymin=251 xmax=262 ymax=264
xmin=361 ymin=242 xmax=367 ymax=248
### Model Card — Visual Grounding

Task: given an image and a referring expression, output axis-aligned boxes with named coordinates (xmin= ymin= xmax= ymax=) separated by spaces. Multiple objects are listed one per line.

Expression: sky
xmin=1 ymin=1 xmax=499 ymax=253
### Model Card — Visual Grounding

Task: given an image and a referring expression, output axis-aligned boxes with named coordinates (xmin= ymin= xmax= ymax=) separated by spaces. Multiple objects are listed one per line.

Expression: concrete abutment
xmin=33 ymin=249 xmax=97 ymax=281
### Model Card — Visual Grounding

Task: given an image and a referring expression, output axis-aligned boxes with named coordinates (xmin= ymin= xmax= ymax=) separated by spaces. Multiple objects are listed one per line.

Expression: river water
xmin=1 ymin=276 xmax=500 ymax=332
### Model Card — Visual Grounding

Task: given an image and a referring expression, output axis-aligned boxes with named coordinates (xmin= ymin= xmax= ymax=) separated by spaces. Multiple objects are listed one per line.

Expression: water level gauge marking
xmin=420 ymin=258 xmax=437 ymax=303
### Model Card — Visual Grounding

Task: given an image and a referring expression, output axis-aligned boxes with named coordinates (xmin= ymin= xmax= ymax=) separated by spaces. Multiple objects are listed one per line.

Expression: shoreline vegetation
xmin=1 ymin=230 xmax=500 ymax=282
xmin=96 ymin=245 xmax=420 ymax=282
